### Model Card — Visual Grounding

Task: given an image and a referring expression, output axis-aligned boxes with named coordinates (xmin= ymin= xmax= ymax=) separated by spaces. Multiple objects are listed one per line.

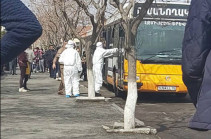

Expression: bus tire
xmin=175 ymin=93 xmax=187 ymax=98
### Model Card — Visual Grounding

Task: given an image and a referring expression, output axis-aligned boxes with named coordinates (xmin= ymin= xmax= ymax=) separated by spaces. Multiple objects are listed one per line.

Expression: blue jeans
xmin=39 ymin=59 xmax=44 ymax=72
xmin=49 ymin=62 xmax=56 ymax=78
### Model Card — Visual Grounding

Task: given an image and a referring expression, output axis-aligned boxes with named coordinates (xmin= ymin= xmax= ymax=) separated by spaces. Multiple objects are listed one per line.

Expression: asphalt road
xmin=104 ymin=89 xmax=211 ymax=139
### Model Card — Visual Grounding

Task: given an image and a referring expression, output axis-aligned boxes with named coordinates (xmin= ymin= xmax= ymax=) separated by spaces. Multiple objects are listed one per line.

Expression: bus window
xmin=135 ymin=21 xmax=185 ymax=64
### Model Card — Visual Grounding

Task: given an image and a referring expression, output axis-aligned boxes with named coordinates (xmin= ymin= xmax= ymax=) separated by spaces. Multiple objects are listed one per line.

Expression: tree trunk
xmin=124 ymin=22 xmax=138 ymax=130
xmin=86 ymin=41 xmax=95 ymax=98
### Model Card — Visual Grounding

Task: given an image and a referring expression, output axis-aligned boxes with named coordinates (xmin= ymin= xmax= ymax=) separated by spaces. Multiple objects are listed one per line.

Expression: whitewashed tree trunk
xmin=87 ymin=68 xmax=95 ymax=98
xmin=124 ymin=81 xmax=138 ymax=129
xmin=86 ymin=42 xmax=95 ymax=98
xmin=110 ymin=0 xmax=154 ymax=130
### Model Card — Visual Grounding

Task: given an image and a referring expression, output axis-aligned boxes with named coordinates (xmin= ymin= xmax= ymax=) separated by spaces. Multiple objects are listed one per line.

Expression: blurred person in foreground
xmin=53 ymin=41 xmax=67 ymax=95
xmin=1 ymin=0 xmax=42 ymax=66
xmin=59 ymin=40 xmax=82 ymax=98
xmin=182 ymin=0 xmax=211 ymax=131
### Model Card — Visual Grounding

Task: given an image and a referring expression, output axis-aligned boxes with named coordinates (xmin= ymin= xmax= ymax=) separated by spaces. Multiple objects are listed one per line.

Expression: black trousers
xmin=19 ymin=66 xmax=28 ymax=88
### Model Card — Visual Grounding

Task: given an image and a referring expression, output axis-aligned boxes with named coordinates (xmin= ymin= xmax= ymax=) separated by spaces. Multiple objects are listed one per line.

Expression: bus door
xmin=103 ymin=27 xmax=112 ymax=82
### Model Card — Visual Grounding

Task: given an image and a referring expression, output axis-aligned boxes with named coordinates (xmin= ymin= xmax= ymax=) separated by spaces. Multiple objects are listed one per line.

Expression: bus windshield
xmin=135 ymin=21 xmax=186 ymax=64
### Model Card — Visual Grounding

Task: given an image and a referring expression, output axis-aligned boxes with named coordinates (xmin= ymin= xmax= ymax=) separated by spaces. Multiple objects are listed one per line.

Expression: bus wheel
xmin=175 ymin=93 xmax=187 ymax=98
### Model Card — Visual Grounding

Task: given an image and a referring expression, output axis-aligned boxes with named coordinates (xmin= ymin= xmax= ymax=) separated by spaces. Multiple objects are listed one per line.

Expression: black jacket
xmin=182 ymin=0 xmax=211 ymax=130
xmin=1 ymin=0 xmax=42 ymax=65
xmin=44 ymin=49 xmax=56 ymax=63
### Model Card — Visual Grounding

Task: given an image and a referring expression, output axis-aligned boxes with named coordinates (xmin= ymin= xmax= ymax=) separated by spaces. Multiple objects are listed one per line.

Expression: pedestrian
xmin=92 ymin=42 xmax=119 ymax=96
xmin=80 ymin=51 xmax=87 ymax=81
xmin=39 ymin=48 xmax=45 ymax=72
xmin=53 ymin=41 xmax=67 ymax=95
xmin=24 ymin=61 xmax=30 ymax=90
xmin=9 ymin=58 xmax=17 ymax=75
xmin=18 ymin=51 xmax=28 ymax=92
xmin=59 ymin=40 xmax=82 ymax=98
xmin=182 ymin=0 xmax=211 ymax=131
xmin=1 ymin=0 xmax=42 ymax=65
xmin=34 ymin=47 xmax=40 ymax=72
xmin=55 ymin=47 xmax=61 ymax=80
xmin=44 ymin=45 xmax=56 ymax=78
xmin=25 ymin=46 xmax=35 ymax=78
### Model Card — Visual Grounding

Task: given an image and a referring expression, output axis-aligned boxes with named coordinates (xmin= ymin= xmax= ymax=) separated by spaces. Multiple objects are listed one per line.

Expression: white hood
xmin=96 ymin=42 xmax=103 ymax=48
xmin=65 ymin=40 xmax=75 ymax=48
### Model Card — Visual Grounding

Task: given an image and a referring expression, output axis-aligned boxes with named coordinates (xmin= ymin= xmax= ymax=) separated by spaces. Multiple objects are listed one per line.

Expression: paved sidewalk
xmin=1 ymin=72 xmax=158 ymax=139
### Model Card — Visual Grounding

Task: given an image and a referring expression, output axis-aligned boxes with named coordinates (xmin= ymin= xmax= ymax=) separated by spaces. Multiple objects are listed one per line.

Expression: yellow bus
xmin=102 ymin=2 xmax=189 ymax=97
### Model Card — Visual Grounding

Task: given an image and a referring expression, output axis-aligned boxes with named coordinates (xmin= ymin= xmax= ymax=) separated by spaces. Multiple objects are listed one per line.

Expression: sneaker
xmin=66 ymin=95 xmax=71 ymax=98
xmin=19 ymin=87 xmax=28 ymax=93
xmin=74 ymin=94 xmax=80 ymax=97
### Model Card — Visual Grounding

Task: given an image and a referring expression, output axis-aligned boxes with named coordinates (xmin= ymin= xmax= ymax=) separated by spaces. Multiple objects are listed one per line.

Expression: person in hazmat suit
xmin=59 ymin=40 xmax=82 ymax=98
xmin=93 ymin=42 xmax=119 ymax=96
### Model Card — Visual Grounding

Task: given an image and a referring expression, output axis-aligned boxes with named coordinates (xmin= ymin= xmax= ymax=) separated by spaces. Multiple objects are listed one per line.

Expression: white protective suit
xmin=59 ymin=40 xmax=82 ymax=96
xmin=93 ymin=42 xmax=118 ymax=94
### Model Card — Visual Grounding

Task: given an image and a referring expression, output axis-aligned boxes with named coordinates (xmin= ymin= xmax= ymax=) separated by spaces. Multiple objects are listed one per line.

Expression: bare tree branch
xmin=92 ymin=0 xmax=100 ymax=9
xmin=125 ymin=0 xmax=134 ymax=16
xmin=109 ymin=0 xmax=118 ymax=8
xmin=74 ymin=0 xmax=96 ymax=26
xmin=61 ymin=9 xmax=82 ymax=40
xmin=132 ymin=0 xmax=154 ymax=33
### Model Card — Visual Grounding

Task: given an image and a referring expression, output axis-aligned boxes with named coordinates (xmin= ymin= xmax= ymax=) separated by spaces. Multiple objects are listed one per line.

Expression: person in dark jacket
xmin=182 ymin=0 xmax=211 ymax=131
xmin=44 ymin=45 xmax=56 ymax=78
xmin=1 ymin=0 xmax=42 ymax=65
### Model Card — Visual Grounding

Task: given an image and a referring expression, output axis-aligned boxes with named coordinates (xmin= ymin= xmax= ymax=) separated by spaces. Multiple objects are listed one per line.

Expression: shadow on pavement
xmin=112 ymin=91 xmax=193 ymax=104
xmin=137 ymin=93 xmax=192 ymax=104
